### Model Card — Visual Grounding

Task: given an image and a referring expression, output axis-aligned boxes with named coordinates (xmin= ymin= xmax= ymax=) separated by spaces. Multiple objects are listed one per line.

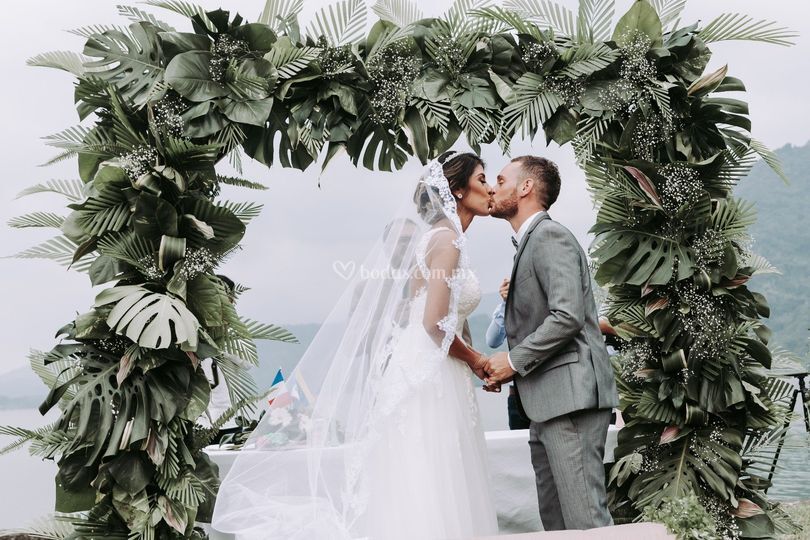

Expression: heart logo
xmin=332 ymin=260 xmax=356 ymax=281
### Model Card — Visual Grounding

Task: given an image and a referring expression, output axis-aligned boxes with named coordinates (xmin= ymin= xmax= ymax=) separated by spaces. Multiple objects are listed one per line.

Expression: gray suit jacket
xmin=505 ymin=212 xmax=618 ymax=423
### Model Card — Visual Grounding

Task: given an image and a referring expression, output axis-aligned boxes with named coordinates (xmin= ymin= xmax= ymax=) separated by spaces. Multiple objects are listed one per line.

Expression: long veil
xmin=211 ymin=156 xmax=472 ymax=539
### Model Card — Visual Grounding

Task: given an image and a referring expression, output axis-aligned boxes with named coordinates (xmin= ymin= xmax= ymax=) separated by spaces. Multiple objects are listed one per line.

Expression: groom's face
xmin=489 ymin=162 xmax=521 ymax=219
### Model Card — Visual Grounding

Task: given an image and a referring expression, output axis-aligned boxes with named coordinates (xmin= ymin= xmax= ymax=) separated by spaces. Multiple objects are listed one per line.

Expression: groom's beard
xmin=489 ymin=190 xmax=519 ymax=219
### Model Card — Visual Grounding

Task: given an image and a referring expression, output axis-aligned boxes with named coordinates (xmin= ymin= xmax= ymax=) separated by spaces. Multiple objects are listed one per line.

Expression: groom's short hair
xmin=511 ymin=155 xmax=561 ymax=209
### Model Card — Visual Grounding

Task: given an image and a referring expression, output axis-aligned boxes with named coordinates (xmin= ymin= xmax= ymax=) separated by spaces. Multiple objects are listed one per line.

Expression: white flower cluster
xmin=690 ymin=229 xmax=728 ymax=270
xmin=701 ymin=494 xmax=741 ymax=540
xmin=179 ymin=246 xmax=216 ymax=281
xmin=153 ymin=94 xmax=186 ymax=138
xmin=521 ymin=40 xmax=557 ymax=72
xmin=120 ymin=145 xmax=158 ymax=181
xmin=675 ymin=283 xmax=731 ymax=362
xmin=619 ymin=31 xmax=656 ymax=85
xmin=210 ymin=35 xmax=249 ymax=82
xmin=431 ymin=34 xmax=466 ymax=79
xmin=544 ymin=75 xmax=584 ymax=108
xmin=317 ymin=38 xmax=355 ymax=78
xmin=597 ymin=79 xmax=637 ymax=112
xmin=660 ymin=164 xmax=703 ymax=214
xmin=618 ymin=339 xmax=656 ymax=384
xmin=137 ymin=254 xmax=164 ymax=280
xmin=367 ymin=42 xmax=421 ymax=125
xmin=631 ymin=113 xmax=666 ymax=161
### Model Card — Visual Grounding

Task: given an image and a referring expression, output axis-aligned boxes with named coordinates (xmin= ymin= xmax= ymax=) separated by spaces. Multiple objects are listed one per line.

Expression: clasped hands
xmin=471 ymin=352 xmax=516 ymax=392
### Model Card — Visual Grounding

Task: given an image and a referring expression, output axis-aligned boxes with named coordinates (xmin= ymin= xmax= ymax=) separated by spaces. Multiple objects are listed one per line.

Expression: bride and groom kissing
xmin=212 ymin=151 xmax=620 ymax=539
xmin=432 ymin=151 xmax=619 ymax=534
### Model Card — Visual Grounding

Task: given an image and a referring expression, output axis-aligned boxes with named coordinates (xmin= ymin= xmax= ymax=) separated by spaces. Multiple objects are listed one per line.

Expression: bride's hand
xmin=470 ymin=354 xmax=489 ymax=381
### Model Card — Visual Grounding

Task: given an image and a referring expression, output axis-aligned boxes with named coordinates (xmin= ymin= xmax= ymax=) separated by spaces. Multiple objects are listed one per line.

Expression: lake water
xmin=1 ymin=406 xmax=808 ymax=531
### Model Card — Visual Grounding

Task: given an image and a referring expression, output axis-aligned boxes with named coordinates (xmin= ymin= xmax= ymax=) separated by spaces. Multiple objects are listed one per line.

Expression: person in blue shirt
xmin=485 ymin=278 xmax=532 ymax=430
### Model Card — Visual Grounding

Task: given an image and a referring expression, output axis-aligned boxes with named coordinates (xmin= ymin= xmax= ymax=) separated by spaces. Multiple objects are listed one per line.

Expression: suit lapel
xmin=506 ymin=212 xmax=550 ymax=312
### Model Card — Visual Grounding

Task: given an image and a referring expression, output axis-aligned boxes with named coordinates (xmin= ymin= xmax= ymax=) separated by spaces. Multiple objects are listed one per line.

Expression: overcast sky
xmin=0 ymin=0 xmax=807 ymax=376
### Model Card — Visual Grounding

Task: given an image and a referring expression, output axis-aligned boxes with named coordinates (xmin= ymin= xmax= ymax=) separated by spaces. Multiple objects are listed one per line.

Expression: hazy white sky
xmin=0 ymin=0 xmax=807 ymax=375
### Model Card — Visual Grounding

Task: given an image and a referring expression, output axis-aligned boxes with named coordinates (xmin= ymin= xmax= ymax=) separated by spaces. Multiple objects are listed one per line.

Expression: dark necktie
xmin=511 ymin=236 xmax=519 ymax=250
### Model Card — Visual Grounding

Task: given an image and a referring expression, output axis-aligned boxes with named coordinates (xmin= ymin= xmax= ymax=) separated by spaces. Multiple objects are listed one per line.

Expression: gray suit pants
xmin=529 ymin=408 xmax=613 ymax=531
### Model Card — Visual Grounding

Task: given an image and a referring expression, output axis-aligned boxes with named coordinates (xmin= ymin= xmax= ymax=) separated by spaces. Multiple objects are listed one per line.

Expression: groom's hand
xmin=485 ymin=352 xmax=516 ymax=385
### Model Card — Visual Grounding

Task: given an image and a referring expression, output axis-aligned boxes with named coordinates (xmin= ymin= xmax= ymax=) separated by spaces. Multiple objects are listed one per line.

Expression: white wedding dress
xmin=362 ymin=226 xmax=499 ymax=539
xmin=212 ymin=157 xmax=498 ymax=540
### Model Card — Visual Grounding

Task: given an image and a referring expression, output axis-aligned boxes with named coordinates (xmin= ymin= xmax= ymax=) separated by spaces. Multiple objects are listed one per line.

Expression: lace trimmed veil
xmin=211 ymin=155 xmax=471 ymax=539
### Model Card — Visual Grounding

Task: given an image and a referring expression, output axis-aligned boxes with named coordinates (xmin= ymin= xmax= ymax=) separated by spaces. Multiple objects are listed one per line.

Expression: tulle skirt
xmin=211 ymin=321 xmax=499 ymax=540
xmin=361 ymin=322 xmax=499 ymax=539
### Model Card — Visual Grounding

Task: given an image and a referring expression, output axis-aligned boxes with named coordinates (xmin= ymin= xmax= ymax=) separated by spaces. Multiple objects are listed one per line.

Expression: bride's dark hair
xmin=437 ymin=151 xmax=485 ymax=193
xmin=414 ymin=152 xmax=484 ymax=224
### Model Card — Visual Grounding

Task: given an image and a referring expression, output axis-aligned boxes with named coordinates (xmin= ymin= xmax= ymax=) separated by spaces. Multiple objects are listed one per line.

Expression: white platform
xmin=204 ymin=426 xmax=619 ymax=537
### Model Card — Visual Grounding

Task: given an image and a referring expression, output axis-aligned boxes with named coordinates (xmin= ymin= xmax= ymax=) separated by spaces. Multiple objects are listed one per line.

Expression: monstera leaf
xmin=83 ymin=22 xmax=165 ymax=107
xmin=612 ymin=0 xmax=663 ymax=48
xmin=96 ymin=285 xmax=200 ymax=349
xmin=592 ymin=229 xmax=696 ymax=286
xmin=165 ymin=51 xmax=229 ymax=102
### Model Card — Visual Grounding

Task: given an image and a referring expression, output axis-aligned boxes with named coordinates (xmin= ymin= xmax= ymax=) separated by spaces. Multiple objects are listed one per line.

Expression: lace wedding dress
xmin=362 ymin=226 xmax=499 ymax=539
xmin=212 ymin=156 xmax=498 ymax=540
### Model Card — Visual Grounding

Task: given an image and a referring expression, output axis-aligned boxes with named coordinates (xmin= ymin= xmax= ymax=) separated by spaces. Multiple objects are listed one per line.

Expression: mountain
xmin=735 ymin=141 xmax=810 ymax=357
xmin=2 ymin=141 xmax=807 ymax=409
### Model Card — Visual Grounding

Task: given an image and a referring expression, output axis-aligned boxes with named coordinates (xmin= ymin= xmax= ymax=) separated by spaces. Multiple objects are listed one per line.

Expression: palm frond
xmin=68 ymin=24 xmax=133 ymax=40
xmin=3 ymin=512 xmax=76 ymax=539
xmin=0 ymin=423 xmax=60 ymax=456
xmin=16 ymin=179 xmax=86 ymax=201
xmin=648 ymin=82 xmax=673 ymax=122
xmin=143 ymin=0 xmax=216 ymax=32
xmin=367 ymin=24 xmax=415 ymax=60
xmin=242 ymin=318 xmax=298 ymax=342
xmin=504 ymin=0 xmax=577 ymax=38
xmin=116 ymin=5 xmax=176 ymax=31
xmin=577 ymin=0 xmax=614 ymax=44
xmin=218 ymin=201 xmax=264 ymax=224
xmin=264 ymin=45 xmax=319 ymax=79
xmin=96 ymin=232 xmax=156 ymax=269
xmin=258 ymin=0 xmax=304 ymax=33
xmin=711 ymin=198 xmax=757 ymax=238
xmin=308 ymin=0 xmax=368 ymax=46
xmin=471 ymin=7 xmax=548 ymax=42
xmin=714 ymin=144 xmax=757 ymax=189
xmin=28 ymin=349 xmax=79 ymax=408
xmin=699 ymin=13 xmax=797 ymax=46
xmin=650 ymin=0 xmax=686 ymax=31
xmin=372 ymin=0 xmax=424 ymax=27
xmin=10 ymin=236 xmax=95 ymax=272
xmin=416 ymin=99 xmax=452 ymax=137
xmin=7 ymin=212 xmax=65 ymax=229
xmin=558 ymin=42 xmax=619 ymax=78
xmin=573 ymin=116 xmax=610 ymax=166
xmin=750 ymin=138 xmax=789 ymax=184
xmin=452 ymin=105 xmax=495 ymax=146
xmin=26 ymin=51 xmax=88 ymax=77
xmin=444 ymin=0 xmax=495 ymax=35
xmin=503 ymin=72 xmax=565 ymax=138
xmin=42 ymin=125 xmax=124 ymax=160
xmin=215 ymin=354 xmax=260 ymax=414
xmin=743 ymin=252 xmax=781 ymax=276
xmin=217 ymin=175 xmax=269 ymax=190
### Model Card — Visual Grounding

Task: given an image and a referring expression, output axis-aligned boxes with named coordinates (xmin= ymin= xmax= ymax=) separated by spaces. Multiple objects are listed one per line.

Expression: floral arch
xmin=5 ymin=0 xmax=799 ymax=537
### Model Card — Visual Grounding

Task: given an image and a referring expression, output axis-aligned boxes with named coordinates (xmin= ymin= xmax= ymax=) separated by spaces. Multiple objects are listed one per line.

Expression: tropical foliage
xmin=4 ymin=0 xmax=801 ymax=537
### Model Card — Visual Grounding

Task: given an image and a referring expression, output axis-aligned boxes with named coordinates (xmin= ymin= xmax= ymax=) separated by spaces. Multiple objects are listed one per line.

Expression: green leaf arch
xmin=8 ymin=0 xmax=801 ymax=537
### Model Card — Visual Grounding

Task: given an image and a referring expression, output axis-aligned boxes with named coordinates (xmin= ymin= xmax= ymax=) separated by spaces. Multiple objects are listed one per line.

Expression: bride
xmin=212 ymin=151 xmax=500 ymax=539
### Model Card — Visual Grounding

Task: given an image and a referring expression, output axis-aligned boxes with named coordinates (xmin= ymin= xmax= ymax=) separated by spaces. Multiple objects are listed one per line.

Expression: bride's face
xmin=457 ymin=164 xmax=494 ymax=217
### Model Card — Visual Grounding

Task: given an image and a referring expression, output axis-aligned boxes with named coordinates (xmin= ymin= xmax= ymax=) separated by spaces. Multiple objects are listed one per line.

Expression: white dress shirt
xmin=507 ymin=211 xmax=545 ymax=371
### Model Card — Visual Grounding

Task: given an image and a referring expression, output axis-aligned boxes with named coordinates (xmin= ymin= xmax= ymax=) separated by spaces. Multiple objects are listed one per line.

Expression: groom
xmin=484 ymin=156 xmax=619 ymax=531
